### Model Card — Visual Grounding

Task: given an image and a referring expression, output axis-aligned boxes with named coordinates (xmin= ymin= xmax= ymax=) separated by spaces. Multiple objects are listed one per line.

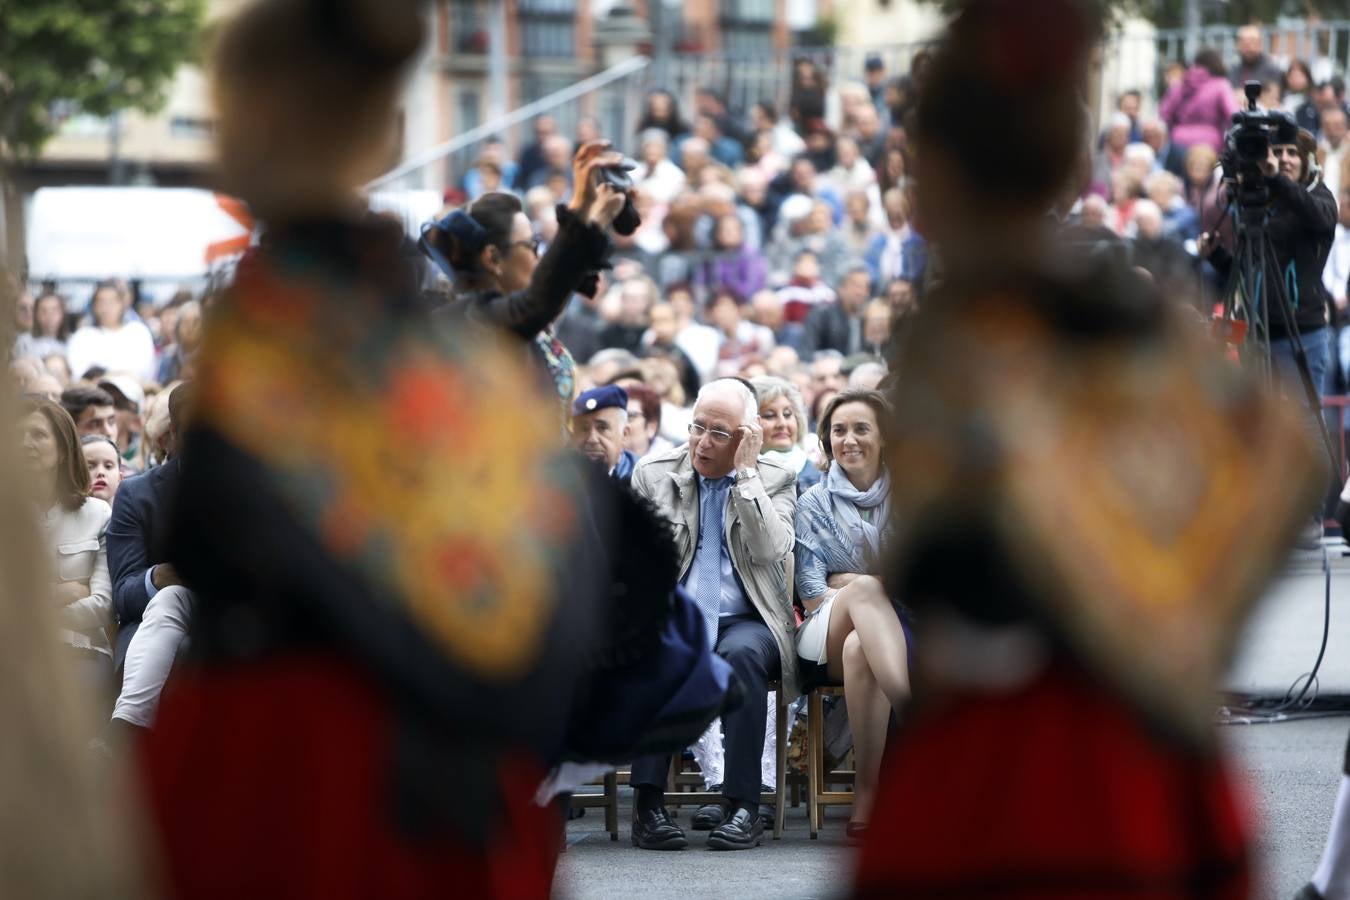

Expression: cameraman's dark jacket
xmin=1210 ymin=174 xmax=1337 ymax=339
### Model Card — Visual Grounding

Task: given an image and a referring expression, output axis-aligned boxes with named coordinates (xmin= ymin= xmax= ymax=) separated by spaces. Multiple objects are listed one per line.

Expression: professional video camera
xmin=1220 ymin=81 xmax=1299 ymax=205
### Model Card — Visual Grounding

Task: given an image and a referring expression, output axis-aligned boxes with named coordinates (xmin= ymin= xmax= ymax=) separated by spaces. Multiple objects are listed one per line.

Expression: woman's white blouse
xmin=44 ymin=498 xmax=114 ymax=655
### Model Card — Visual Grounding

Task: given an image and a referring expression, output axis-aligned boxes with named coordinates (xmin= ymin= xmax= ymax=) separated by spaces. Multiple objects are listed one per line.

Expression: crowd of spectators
xmin=9 ymin=20 xmax=1350 ymax=869
xmin=1081 ymin=28 xmax=1350 ymax=394
xmin=440 ymin=52 xmax=930 ymax=439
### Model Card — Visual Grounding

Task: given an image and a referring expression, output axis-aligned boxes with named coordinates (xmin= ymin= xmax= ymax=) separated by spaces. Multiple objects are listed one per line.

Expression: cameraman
xmin=1202 ymin=121 xmax=1338 ymax=395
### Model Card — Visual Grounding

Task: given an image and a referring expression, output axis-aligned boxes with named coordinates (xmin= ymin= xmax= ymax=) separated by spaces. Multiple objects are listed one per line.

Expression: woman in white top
xmin=66 ymin=283 xmax=156 ymax=382
xmin=14 ymin=291 xmax=72 ymax=363
xmin=20 ymin=397 xmax=115 ymax=702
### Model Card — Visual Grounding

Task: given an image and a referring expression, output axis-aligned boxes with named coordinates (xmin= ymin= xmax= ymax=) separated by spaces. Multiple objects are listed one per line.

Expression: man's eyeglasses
xmin=688 ymin=423 xmax=734 ymax=445
xmin=509 ymin=237 xmax=542 ymax=258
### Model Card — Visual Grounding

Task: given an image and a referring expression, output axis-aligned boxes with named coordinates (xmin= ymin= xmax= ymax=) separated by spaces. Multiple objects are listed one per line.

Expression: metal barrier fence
xmin=374 ymin=20 xmax=1350 ymax=201
xmin=370 ymin=44 xmax=933 ymax=196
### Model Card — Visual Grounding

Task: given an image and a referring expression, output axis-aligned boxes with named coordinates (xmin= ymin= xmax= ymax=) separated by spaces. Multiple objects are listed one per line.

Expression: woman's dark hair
xmin=915 ymin=0 xmax=1099 ymax=211
xmin=1193 ymin=48 xmax=1226 ymax=79
xmin=637 ymin=90 xmax=689 ymax=138
xmin=19 ymin=397 xmax=89 ymax=511
xmin=1285 ymin=58 xmax=1314 ymax=93
xmin=426 ymin=192 xmax=523 ymax=282
xmin=31 ymin=292 xmax=72 ymax=340
xmin=816 ymin=389 xmax=892 ymax=471
xmin=80 ymin=433 xmax=119 ymax=454
xmin=87 ymin=281 xmax=122 ymax=323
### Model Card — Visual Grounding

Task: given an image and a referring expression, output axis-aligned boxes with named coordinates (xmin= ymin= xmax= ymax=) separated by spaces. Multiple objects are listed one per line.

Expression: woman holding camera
xmin=422 ymin=143 xmax=628 ymax=407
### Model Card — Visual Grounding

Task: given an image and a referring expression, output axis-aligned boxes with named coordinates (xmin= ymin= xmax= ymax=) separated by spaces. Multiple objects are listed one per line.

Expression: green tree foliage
xmin=0 ymin=0 xmax=206 ymax=160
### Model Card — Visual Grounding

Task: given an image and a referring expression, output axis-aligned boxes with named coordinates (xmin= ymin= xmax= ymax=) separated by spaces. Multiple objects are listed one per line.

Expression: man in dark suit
xmin=801 ymin=266 xmax=873 ymax=358
xmin=107 ymin=383 xmax=193 ymax=737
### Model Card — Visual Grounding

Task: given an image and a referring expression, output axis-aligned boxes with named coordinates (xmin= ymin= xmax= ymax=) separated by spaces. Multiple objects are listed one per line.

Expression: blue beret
xmin=572 ymin=385 xmax=629 ymax=417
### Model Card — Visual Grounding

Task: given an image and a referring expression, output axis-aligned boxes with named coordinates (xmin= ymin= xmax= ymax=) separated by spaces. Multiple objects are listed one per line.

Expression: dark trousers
xmin=631 ymin=614 xmax=780 ymax=806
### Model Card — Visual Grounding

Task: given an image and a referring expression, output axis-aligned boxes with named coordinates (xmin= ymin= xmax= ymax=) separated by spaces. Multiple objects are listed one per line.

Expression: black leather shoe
xmin=706 ymin=806 xmax=763 ymax=850
xmin=691 ymin=801 xmax=727 ymax=830
xmin=631 ymin=807 xmax=687 ymax=850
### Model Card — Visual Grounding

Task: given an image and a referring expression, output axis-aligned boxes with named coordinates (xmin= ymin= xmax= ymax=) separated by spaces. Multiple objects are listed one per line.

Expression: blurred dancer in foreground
xmin=139 ymin=2 xmax=670 ymax=897
xmin=855 ymin=1 xmax=1322 ymax=897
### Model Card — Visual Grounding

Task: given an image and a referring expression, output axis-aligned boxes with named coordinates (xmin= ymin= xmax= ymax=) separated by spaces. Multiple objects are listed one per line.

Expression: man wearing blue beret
xmin=571 ymin=384 xmax=638 ymax=485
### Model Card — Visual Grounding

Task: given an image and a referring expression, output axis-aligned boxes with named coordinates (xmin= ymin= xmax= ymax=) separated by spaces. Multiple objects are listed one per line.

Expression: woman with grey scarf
xmin=793 ymin=389 xmax=911 ymax=841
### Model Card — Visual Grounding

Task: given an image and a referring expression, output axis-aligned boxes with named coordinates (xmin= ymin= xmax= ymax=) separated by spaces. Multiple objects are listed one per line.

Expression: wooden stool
xmin=569 ymin=769 xmax=624 ymax=841
xmin=663 ymin=684 xmax=790 ymax=839
xmin=807 ymin=684 xmax=854 ymax=839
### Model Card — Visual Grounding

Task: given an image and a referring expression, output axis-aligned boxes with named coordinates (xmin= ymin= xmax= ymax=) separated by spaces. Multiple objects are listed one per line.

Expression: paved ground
xmin=554 ymin=546 xmax=1350 ymax=899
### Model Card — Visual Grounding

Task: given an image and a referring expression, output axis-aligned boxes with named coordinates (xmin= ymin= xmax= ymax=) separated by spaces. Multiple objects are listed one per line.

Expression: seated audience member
xmin=61 ymin=386 xmax=118 ymax=444
xmin=629 ymin=379 xmax=799 ymax=852
xmin=885 ymin=278 xmax=919 ymax=319
xmin=663 ymin=285 xmax=722 ymax=382
xmin=635 ymin=129 xmax=688 ymax=205
xmin=1145 ymin=170 xmax=1200 ymax=241
xmin=861 ymin=300 xmax=893 ymax=360
xmin=1131 ymin=201 xmax=1196 ymax=303
xmin=826 ymin=136 xmax=879 ymax=195
xmin=775 ymin=252 xmax=838 ymax=324
xmin=849 ymin=360 xmax=888 ymax=391
xmin=620 ymin=382 xmax=672 ymax=459
xmin=81 ymin=435 xmax=123 ymax=504
xmin=106 ymin=384 xmax=193 ymax=738
xmin=587 ymin=348 xmax=643 ymax=390
xmin=16 ymin=291 xmax=73 ymax=363
xmin=600 ymin=277 xmax=658 ymax=357
xmin=67 ymin=283 xmax=157 ymax=384
xmin=709 ymin=290 xmax=775 ymax=375
xmin=571 ymin=385 xmax=638 ymax=484
xmin=44 ymin=353 xmax=73 ymax=388
xmin=865 ymin=188 xmax=924 ymax=287
xmin=99 ymin=375 xmax=145 ymax=470
xmin=769 ymin=200 xmax=855 ymax=289
xmin=700 ymin=215 xmax=768 ymax=301
xmin=794 ymin=390 xmax=910 ymax=839
xmin=842 ymin=189 xmax=882 ymax=257
xmin=765 ymin=345 xmax=801 ymax=377
xmin=748 ymin=289 xmax=803 ymax=353
xmin=809 ymin=350 xmax=847 ymax=398
xmin=641 ymin=303 xmax=702 ymax=399
xmin=26 ymin=374 xmax=63 ymax=402
xmin=21 ymin=398 xmax=115 ymax=700
xmin=1139 ymin=116 xmax=1187 ymax=178
xmin=802 ymin=266 xmax=873 ymax=357
xmin=157 ymin=300 xmax=203 ymax=385
xmin=752 ymin=375 xmax=822 ymax=495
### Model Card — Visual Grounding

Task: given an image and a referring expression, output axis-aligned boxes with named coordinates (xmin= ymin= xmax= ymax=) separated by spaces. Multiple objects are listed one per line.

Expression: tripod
xmin=1220 ymin=183 xmax=1345 ymax=481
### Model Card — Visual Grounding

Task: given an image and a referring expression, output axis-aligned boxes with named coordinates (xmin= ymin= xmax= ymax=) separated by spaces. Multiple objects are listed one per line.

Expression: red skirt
xmin=853 ymin=661 xmax=1252 ymax=899
xmin=140 ymin=655 xmax=561 ymax=900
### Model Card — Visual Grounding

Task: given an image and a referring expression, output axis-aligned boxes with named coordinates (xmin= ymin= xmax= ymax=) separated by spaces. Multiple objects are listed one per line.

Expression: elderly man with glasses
xmin=627 ymin=378 xmax=799 ymax=851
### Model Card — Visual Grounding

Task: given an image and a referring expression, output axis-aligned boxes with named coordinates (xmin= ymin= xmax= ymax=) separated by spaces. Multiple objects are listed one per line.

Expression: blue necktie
xmin=695 ymin=478 xmax=730 ymax=648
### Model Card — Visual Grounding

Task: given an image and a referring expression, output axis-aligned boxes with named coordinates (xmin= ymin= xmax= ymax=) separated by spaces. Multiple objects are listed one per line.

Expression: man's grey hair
xmin=695 ymin=378 xmax=758 ymax=426
xmin=587 ymin=348 xmax=642 ymax=370
xmin=847 ymin=361 xmax=888 ymax=390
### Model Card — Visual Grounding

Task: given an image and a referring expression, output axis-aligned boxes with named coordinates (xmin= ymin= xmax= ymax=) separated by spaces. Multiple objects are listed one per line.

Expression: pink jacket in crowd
xmin=1160 ymin=66 xmax=1239 ymax=154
